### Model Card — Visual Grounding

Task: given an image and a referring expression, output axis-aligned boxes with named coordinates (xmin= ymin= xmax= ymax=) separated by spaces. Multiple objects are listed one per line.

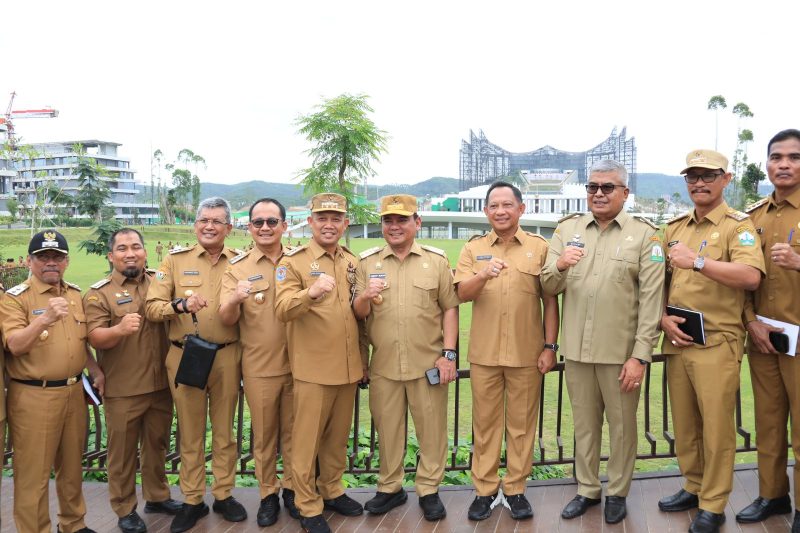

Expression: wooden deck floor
xmin=0 ymin=465 xmax=795 ymax=532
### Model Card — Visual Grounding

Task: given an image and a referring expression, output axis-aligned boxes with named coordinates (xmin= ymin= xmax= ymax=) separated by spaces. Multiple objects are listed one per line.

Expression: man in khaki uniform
xmin=275 ymin=193 xmax=367 ymax=533
xmin=219 ymin=198 xmax=298 ymax=526
xmin=0 ymin=282 xmax=6 ymax=529
xmin=541 ymin=160 xmax=665 ymax=524
xmin=353 ymin=195 xmax=460 ymax=521
xmin=0 ymin=230 xmax=100 ymax=533
xmin=84 ymin=228 xmax=182 ymax=533
xmin=454 ymin=181 xmax=559 ymax=521
xmin=659 ymin=150 xmax=764 ymax=533
xmin=145 ymin=197 xmax=247 ymax=533
xmin=735 ymin=129 xmax=800 ymax=531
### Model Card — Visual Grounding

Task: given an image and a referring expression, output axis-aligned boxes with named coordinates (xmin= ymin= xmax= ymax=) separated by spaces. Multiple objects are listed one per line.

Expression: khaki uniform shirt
xmin=743 ymin=188 xmax=800 ymax=354
xmin=275 ymin=240 xmax=364 ymax=385
xmin=0 ymin=285 xmax=6 ymax=421
xmin=145 ymin=244 xmax=239 ymax=344
xmin=0 ymin=276 xmax=87 ymax=381
xmin=540 ymin=211 xmax=665 ymax=363
xmin=221 ymin=247 xmax=290 ymax=377
xmin=84 ymin=269 xmax=170 ymax=398
xmin=454 ymin=227 xmax=548 ymax=367
xmin=663 ymin=202 xmax=765 ymax=354
xmin=356 ymin=242 xmax=460 ymax=381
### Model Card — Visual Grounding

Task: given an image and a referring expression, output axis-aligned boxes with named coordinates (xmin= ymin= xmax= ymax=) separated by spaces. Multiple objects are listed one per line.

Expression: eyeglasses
xmin=33 ymin=253 xmax=67 ymax=263
xmin=251 ymin=217 xmax=282 ymax=229
xmin=684 ymin=172 xmax=723 ymax=184
xmin=196 ymin=218 xmax=229 ymax=227
xmin=585 ymin=183 xmax=626 ymax=194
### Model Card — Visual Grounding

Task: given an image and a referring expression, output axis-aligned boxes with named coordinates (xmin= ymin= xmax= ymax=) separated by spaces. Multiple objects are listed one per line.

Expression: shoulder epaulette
xmin=745 ymin=197 xmax=769 ymax=213
xmin=468 ymin=233 xmax=485 ymax=242
xmin=359 ymin=246 xmax=382 ymax=259
xmin=524 ymin=231 xmax=548 ymax=243
xmin=420 ymin=244 xmax=446 ymax=257
xmin=5 ymin=283 xmax=29 ymax=296
xmin=90 ymin=278 xmax=111 ymax=290
xmin=633 ymin=215 xmax=659 ymax=230
xmin=666 ymin=212 xmax=690 ymax=225
xmin=169 ymin=245 xmax=192 ymax=255
xmin=284 ymin=244 xmax=307 ymax=257
xmin=229 ymin=250 xmax=250 ymax=264
xmin=726 ymin=208 xmax=749 ymax=221
xmin=65 ymin=281 xmax=81 ymax=291
xmin=558 ymin=212 xmax=582 ymax=224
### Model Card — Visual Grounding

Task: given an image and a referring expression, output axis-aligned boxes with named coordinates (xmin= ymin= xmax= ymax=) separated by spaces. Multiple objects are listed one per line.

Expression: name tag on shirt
xmin=310 ymin=271 xmax=323 ymax=277
xmin=32 ymin=308 xmax=45 ymax=315
xmin=476 ymin=255 xmax=492 ymax=261
xmin=117 ymin=297 xmax=133 ymax=305
xmin=183 ymin=270 xmax=200 ymax=275
xmin=369 ymin=273 xmax=387 ymax=279
xmin=248 ymin=274 xmax=263 ymax=281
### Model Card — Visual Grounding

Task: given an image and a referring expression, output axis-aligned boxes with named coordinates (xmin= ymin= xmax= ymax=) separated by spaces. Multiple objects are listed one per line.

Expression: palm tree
xmin=707 ymin=95 xmax=727 ymax=150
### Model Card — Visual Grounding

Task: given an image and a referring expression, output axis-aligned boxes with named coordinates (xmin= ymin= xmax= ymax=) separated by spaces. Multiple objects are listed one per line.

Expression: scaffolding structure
xmin=459 ymin=127 xmax=638 ymax=192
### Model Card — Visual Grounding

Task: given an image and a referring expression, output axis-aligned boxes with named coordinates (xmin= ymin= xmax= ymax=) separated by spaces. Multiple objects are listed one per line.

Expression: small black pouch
xmin=174 ymin=313 xmax=219 ymax=389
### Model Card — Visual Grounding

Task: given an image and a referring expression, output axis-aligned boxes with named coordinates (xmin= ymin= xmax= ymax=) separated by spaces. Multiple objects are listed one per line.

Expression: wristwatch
xmin=544 ymin=343 xmax=559 ymax=352
xmin=442 ymin=349 xmax=457 ymax=361
xmin=636 ymin=358 xmax=649 ymax=365
xmin=692 ymin=256 xmax=705 ymax=272
xmin=171 ymin=298 xmax=186 ymax=314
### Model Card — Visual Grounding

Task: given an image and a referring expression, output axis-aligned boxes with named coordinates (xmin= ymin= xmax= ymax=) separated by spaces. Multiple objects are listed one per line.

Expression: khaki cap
xmin=681 ymin=149 xmax=729 ymax=174
xmin=310 ymin=192 xmax=347 ymax=213
xmin=379 ymin=194 xmax=417 ymax=216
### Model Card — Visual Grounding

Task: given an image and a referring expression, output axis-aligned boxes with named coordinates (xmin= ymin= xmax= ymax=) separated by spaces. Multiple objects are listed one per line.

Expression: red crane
xmin=0 ymin=91 xmax=59 ymax=150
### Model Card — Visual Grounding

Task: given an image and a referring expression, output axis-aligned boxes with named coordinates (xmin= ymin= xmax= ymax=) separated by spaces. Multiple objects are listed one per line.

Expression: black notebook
xmin=666 ymin=305 xmax=706 ymax=345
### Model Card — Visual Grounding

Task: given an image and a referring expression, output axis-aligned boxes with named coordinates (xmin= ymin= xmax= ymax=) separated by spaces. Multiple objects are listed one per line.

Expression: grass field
xmin=0 ymin=226 xmax=761 ymax=482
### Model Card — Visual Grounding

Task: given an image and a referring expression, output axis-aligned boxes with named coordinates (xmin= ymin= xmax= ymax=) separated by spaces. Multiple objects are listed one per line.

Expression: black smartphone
xmin=425 ymin=367 xmax=440 ymax=385
xmin=769 ymin=332 xmax=790 ymax=354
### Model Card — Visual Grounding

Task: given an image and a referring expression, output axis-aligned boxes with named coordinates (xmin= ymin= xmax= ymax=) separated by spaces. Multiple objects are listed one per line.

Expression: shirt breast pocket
xmin=73 ymin=310 xmax=88 ymax=341
xmin=250 ymin=281 xmax=270 ymax=306
xmin=610 ymin=252 xmax=639 ymax=282
xmin=516 ymin=262 xmax=541 ymax=294
xmin=179 ymin=278 xmax=203 ymax=290
xmin=413 ymin=278 xmax=438 ymax=308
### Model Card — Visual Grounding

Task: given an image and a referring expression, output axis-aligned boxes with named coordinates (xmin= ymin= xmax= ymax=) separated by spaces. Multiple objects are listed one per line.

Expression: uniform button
xmin=774 ymin=233 xmax=779 ymax=237
xmin=777 ymin=213 xmax=782 ymax=218
xmin=769 ymin=296 xmax=775 ymax=301
xmin=770 ymin=275 xmax=776 ymax=280
xmin=589 ymin=294 xmax=594 ymax=297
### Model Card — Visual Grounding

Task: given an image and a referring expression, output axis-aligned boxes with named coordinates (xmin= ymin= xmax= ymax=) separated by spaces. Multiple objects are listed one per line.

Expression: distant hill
xmin=136 ymin=177 xmax=460 ymax=210
xmin=636 ymin=173 xmax=772 ymax=201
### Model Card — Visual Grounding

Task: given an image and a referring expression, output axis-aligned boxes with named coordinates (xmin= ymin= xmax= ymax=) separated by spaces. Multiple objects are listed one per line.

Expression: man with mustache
xmin=658 ymin=150 xmax=765 ymax=533
xmin=0 ymin=230 xmax=101 ymax=533
xmin=84 ymin=228 xmax=181 ymax=533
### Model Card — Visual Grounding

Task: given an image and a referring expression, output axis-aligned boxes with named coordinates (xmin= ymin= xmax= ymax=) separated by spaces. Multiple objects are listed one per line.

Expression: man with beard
xmin=84 ymin=228 xmax=182 ymax=532
xmin=146 ymin=197 xmax=246 ymax=532
xmin=220 ymin=198 xmax=298 ymax=525
xmin=735 ymin=130 xmax=800 ymax=531
xmin=0 ymin=230 xmax=102 ymax=533
xmin=275 ymin=193 xmax=367 ymax=533
xmin=659 ymin=149 xmax=764 ymax=533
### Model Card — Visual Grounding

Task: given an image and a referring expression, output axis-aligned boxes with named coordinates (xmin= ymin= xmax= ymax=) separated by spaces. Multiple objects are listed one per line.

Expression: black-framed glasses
xmin=684 ymin=172 xmax=723 ymax=184
xmin=196 ymin=218 xmax=228 ymax=227
xmin=585 ymin=183 xmax=626 ymax=194
xmin=251 ymin=217 xmax=282 ymax=229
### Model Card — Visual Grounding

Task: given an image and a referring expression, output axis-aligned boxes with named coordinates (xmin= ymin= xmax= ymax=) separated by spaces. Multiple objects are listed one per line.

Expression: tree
xmin=741 ymin=163 xmax=766 ymax=206
xmin=707 ymin=95 xmax=727 ymax=150
xmin=296 ymin=93 xmax=388 ymax=246
xmin=730 ymin=103 xmax=755 ymax=209
xmin=78 ymin=219 xmax=123 ymax=272
xmin=5 ymin=197 xmax=19 ymax=223
xmin=73 ymin=145 xmax=112 ymax=223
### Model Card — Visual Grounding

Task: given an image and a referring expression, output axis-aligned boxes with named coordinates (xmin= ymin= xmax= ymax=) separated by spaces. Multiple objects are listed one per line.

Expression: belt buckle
xmin=66 ymin=376 xmax=78 ymax=386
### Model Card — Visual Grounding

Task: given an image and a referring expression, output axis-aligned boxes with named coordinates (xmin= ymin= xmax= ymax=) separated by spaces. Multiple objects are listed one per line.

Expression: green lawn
xmin=0 ymin=227 xmax=762 ymax=483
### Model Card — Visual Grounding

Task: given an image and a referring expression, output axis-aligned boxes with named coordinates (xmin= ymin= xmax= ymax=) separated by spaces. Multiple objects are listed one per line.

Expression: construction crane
xmin=0 ymin=91 xmax=59 ymax=150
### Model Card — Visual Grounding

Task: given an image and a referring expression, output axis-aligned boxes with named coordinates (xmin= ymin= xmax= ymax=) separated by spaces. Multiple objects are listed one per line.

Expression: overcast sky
xmin=3 ymin=0 xmax=798 ymax=187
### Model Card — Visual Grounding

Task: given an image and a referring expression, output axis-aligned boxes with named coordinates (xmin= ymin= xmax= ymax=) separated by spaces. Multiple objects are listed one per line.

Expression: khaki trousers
xmin=748 ymin=349 xmax=800 ymax=505
xmin=166 ymin=343 xmax=241 ymax=504
xmin=470 ymin=364 xmax=542 ymax=496
xmin=8 ymin=381 xmax=87 ymax=533
xmin=105 ymin=388 xmax=173 ymax=516
xmin=667 ymin=340 xmax=740 ymax=513
xmin=243 ymin=374 xmax=294 ymax=498
xmin=566 ymin=360 xmax=640 ymax=498
xmin=369 ymin=374 xmax=448 ymax=496
xmin=290 ymin=380 xmax=356 ymax=517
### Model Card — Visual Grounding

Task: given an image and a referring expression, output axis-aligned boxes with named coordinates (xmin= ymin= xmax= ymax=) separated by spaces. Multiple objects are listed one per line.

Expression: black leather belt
xmin=172 ymin=340 xmax=233 ymax=349
xmin=12 ymin=373 xmax=82 ymax=388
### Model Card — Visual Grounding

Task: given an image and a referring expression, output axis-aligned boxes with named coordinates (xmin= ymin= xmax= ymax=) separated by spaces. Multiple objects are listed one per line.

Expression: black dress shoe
xmin=418 ymin=493 xmax=446 ymax=521
xmin=283 ymin=488 xmax=300 ymax=519
xmin=145 ymin=498 xmax=184 ymax=515
xmin=118 ymin=510 xmax=147 ymax=533
xmin=212 ymin=496 xmax=248 ymax=522
xmin=300 ymin=514 xmax=332 ymax=533
xmin=467 ymin=493 xmax=497 ymax=521
xmin=658 ymin=488 xmax=699 ymax=512
xmin=170 ymin=503 xmax=209 ymax=533
xmin=561 ymin=495 xmax=601 ymax=519
xmin=604 ymin=496 xmax=626 ymax=524
xmin=365 ymin=489 xmax=408 ymax=514
xmin=689 ymin=509 xmax=726 ymax=533
xmin=323 ymin=493 xmax=364 ymax=516
xmin=735 ymin=495 xmax=792 ymax=523
xmin=506 ymin=493 xmax=533 ymax=520
xmin=257 ymin=494 xmax=280 ymax=527
xmin=792 ymin=511 xmax=800 ymax=533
